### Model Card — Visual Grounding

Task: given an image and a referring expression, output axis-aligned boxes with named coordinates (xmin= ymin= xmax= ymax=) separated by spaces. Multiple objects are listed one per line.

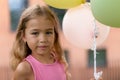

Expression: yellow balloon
xmin=44 ymin=0 xmax=86 ymax=9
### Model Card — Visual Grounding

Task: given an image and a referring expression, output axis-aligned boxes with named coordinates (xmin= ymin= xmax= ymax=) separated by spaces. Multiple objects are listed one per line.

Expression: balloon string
xmin=93 ymin=19 xmax=97 ymax=79
xmin=93 ymin=19 xmax=103 ymax=80
xmin=85 ymin=3 xmax=103 ymax=79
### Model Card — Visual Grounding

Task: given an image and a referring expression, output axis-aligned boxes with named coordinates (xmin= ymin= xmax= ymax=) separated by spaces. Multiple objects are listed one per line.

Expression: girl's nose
xmin=38 ymin=34 xmax=47 ymax=43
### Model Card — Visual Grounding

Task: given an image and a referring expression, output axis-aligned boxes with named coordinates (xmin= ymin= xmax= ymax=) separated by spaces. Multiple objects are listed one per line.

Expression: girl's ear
xmin=22 ymin=36 xmax=26 ymax=43
xmin=22 ymin=32 xmax=26 ymax=43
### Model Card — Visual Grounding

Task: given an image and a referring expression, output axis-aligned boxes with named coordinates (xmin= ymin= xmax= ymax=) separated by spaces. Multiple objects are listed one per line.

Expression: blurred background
xmin=0 ymin=0 xmax=120 ymax=80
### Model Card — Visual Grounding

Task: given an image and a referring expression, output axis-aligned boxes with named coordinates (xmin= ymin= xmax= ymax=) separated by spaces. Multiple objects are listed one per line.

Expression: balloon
xmin=62 ymin=3 xmax=110 ymax=49
xmin=91 ymin=0 xmax=120 ymax=27
xmin=44 ymin=0 xmax=85 ymax=9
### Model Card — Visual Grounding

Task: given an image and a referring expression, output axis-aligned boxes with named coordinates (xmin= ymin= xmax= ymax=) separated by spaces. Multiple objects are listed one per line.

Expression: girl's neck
xmin=31 ymin=53 xmax=55 ymax=64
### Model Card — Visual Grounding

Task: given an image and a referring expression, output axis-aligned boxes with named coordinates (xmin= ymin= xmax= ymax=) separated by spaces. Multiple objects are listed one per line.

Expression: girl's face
xmin=23 ymin=16 xmax=55 ymax=56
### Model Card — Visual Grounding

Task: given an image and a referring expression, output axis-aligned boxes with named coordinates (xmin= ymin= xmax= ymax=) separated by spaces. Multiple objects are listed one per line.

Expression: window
xmin=88 ymin=49 xmax=107 ymax=67
xmin=9 ymin=0 xmax=28 ymax=31
xmin=64 ymin=49 xmax=69 ymax=63
xmin=49 ymin=6 xmax=66 ymax=29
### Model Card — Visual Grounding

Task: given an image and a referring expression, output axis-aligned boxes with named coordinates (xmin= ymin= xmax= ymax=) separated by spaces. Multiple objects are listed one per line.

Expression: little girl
xmin=10 ymin=3 xmax=71 ymax=80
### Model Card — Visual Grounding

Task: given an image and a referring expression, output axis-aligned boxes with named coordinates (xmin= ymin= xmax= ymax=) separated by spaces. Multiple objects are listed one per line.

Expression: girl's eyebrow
xmin=46 ymin=28 xmax=54 ymax=30
xmin=30 ymin=29 xmax=39 ymax=31
xmin=30 ymin=28 xmax=54 ymax=31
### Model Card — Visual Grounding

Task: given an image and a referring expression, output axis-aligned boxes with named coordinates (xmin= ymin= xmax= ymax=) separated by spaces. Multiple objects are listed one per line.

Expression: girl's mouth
xmin=38 ymin=46 xmax=48 ymax=50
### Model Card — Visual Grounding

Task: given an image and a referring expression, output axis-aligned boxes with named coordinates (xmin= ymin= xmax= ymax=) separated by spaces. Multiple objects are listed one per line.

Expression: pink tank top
xmin=25 ymin=55 xmax=66 ymax=80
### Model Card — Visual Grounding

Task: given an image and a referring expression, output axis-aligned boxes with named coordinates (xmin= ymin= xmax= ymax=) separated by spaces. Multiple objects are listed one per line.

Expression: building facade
xmin=0 ymin=0 xmax=120 ymax=80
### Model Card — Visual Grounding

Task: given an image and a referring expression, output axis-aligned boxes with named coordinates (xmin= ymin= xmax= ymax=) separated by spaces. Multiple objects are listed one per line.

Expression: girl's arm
xmin=13 ymin=61 xmax=34 ymax=80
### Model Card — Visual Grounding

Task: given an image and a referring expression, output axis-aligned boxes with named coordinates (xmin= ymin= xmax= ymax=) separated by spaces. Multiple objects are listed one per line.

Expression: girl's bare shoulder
xmin=13 ymin=61 xmax=34 ymax=80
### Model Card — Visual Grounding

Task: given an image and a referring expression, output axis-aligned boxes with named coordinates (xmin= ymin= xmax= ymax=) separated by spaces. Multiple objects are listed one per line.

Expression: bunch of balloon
xmin=91 ymin=0 xmax=120 ymax=27
xmin=44 ymin=0 xmax=86 ymax=9
xmin=62 ymin=3 xmax=110 ymax=49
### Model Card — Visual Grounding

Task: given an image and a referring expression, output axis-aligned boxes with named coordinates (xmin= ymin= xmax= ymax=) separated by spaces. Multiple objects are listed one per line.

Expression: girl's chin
xmin=36 ymin=50 xmax=48 ymax=54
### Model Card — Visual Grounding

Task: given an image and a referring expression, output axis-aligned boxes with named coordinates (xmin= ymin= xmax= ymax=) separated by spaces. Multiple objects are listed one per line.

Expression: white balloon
xmin=62 ymin=3 xmax=110 ymax=49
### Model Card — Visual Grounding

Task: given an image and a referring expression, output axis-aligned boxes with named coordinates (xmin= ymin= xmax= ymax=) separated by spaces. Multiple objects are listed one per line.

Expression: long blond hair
xmin=10 ymin=4 xmax=71 ymax=80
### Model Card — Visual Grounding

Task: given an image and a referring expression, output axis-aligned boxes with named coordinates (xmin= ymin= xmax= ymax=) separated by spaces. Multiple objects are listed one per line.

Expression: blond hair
xmin=10 ymin=4 xmax=71 ymax=80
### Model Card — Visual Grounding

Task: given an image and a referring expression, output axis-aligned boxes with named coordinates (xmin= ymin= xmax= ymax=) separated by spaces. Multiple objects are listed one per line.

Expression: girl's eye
xmin=31 ymin=32 xmax=39 ymax=35
xmin=46 ymin=31 xmax=53 ymax=35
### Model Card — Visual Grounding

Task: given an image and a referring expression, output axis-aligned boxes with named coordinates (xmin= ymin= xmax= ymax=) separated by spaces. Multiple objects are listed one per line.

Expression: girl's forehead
xmin=27 ymin=16 xmax=54 ymax=25
xmin=26 ymin=16 xmax=55 ymax=30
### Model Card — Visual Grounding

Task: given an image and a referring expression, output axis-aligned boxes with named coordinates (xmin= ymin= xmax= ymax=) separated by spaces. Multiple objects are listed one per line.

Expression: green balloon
xmin=91 ymin=0 xmax=120 ymax=27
